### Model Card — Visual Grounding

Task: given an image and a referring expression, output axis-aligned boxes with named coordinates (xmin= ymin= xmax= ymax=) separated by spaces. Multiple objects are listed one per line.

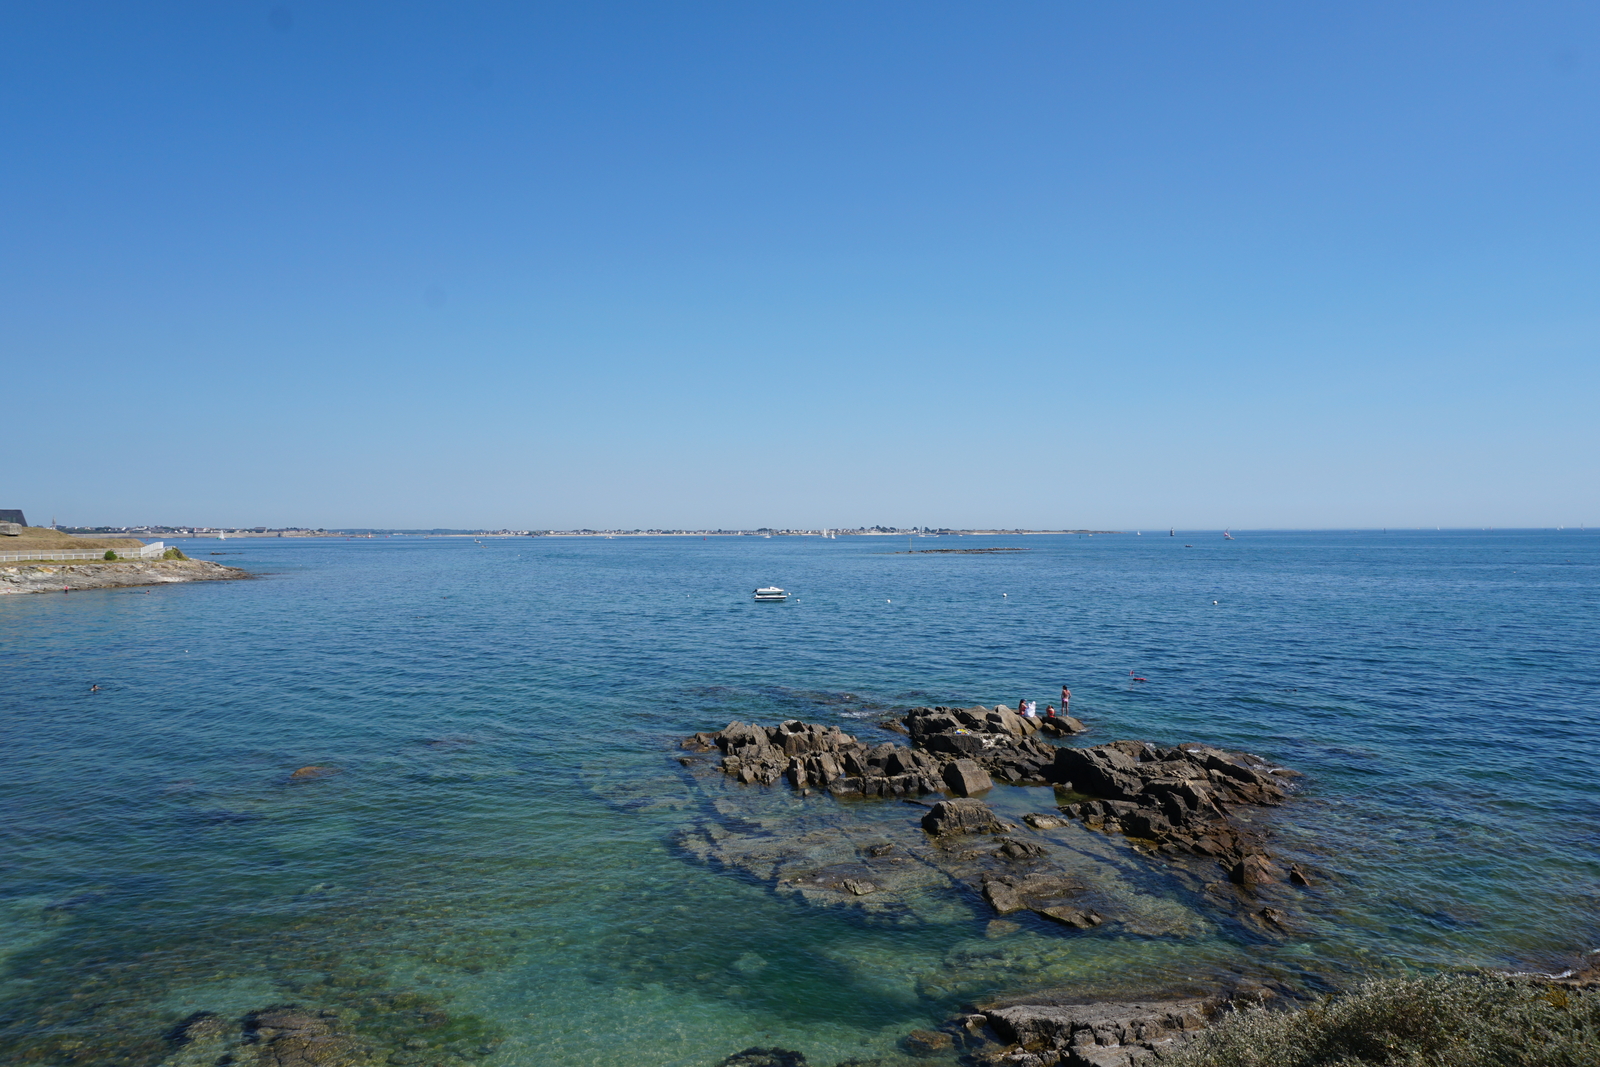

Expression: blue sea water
xmin=2 ymin=530 xmax=1597 ymax=1066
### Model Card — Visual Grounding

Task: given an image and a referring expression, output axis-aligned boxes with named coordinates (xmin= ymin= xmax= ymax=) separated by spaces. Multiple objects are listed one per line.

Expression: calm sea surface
xmin=2 ymin=531 xmax=1597 ymax=1065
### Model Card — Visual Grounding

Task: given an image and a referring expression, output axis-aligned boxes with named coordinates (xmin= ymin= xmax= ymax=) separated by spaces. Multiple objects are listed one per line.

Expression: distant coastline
xmin=56 ymin=526 xmax=1125 ymax=539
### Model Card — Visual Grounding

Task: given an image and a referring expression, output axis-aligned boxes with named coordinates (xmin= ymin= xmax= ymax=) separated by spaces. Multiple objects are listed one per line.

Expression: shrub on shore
xmin=1168 ymin=974 xmax=1599 ymax=1067
xmin=103 ymin=549 xmax=117 ymax=560
xmin=162 ymin=547 xmax=188 ymax=560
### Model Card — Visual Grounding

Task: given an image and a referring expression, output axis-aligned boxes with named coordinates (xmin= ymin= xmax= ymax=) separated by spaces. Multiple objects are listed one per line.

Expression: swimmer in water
xmin=90 ymin=684 xmax=101 ymax=692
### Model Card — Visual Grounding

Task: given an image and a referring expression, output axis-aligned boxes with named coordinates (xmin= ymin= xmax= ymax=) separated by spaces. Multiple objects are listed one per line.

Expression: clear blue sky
xmin=5 ymin=2 xmax=1597 ymax=530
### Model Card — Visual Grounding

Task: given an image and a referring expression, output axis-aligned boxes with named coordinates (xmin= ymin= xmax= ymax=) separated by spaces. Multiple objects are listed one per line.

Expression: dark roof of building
xmin=0 ymin=510 xmax=28 ymax=526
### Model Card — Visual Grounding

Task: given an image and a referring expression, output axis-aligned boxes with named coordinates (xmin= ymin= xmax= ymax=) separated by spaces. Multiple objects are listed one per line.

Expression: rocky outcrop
xmin=684 ymin=720 xmax=945 ymax=797
xmin=905 ymin=705 xmax=1082 ymax=784
xmin=0 ymin=558 xmax=249 ymax=595
xmin=978 ymin=999 xmax=1214 ymax=1067
xmin=681 ymin=714 xmax=1306 ymax=943
xmin=1053 ymin=740 xmax=1301 ymax=879
xmin=683 ymin=706 xmax=1085 ymax=801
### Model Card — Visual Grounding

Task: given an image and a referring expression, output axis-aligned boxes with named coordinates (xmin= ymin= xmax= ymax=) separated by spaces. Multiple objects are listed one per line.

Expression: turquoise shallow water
xmin=2 ymin=531 xmax=1598 ymax=1065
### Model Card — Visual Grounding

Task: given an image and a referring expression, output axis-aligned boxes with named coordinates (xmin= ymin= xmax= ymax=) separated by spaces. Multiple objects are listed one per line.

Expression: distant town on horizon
xmin=49 ymin=524 xmax=1121 ymax=539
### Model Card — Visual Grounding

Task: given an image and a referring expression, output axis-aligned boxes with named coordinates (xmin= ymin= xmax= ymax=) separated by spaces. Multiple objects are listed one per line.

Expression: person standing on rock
xmin=1061 ymin=685 xmax=1071 ymax=713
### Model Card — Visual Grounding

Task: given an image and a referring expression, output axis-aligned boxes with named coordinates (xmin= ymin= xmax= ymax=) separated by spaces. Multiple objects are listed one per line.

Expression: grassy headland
xmin=1168 ymin=973 xmax=1599 ymax=1067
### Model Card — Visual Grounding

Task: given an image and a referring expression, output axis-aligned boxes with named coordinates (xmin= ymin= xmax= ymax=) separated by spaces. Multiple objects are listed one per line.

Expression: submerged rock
xmin=718 ymin=1048 xmax=808 ymax=1067
xmin=680 ymin=711 xmax=1309 ymax=950
xmin=902 ymin=1028 xmax=954 ymax=1054
xmin=243 ymin=1008 xmax=370 ymax=1067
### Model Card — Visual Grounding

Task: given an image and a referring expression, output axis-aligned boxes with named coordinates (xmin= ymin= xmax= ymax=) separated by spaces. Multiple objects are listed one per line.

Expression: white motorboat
xmin=753 ymin=586 xmax=789 ymax=601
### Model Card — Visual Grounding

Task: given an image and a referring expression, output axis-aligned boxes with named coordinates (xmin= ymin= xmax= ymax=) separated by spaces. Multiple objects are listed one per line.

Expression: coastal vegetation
xmin=0 ymin=525 xmax=145 ymax=553
xmin=1168 ymin=973 xmax=1600 ymax=1067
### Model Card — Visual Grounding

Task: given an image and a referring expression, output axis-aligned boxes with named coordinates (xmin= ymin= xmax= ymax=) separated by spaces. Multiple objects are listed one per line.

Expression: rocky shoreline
xmin=679 ymin=705 xmax=1316 ymax=1066
xmin=0 ymin=558 xmax=250 ymax=594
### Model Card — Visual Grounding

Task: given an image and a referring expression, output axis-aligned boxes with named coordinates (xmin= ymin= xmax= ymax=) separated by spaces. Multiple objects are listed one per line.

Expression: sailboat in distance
xmin=1223 ymin=530 xmax=1235 ymax=540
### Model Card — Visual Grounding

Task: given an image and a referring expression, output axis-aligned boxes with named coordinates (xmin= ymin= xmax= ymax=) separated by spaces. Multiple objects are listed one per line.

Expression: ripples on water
xmin=2 ymin=531 xmax=1597 ymax=1065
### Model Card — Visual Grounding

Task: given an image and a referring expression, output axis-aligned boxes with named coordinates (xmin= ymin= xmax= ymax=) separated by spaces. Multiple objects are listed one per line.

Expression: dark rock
xmin=982 ymin=876 xmax=1026 ymax=915
xmin=943 ymin=758 xmax=993 ymax=796
xmin=1288 ymin=865 xmax=1313 ymax=887
xmin=982 ymin=872 xmax=1091 ymax=920
xmin=1228 ymin=853 xmax=1283 ymax=886
xmin=1050 ymin=741 xmax=1300 ymax=895
xmin=926 ymin=731 xmax=986 ymax=758
xmin=902 ymin=1029 xmax=954 ymax=1054
xmin=922 ymin=798 xmax=1006 ymax=836
xmin=1120 ymin=810 xmax=1174 ymax=840
xmin=718 ymin=1049 xmax=808 ymax=1067
xmin=695 ymin=720 xmax=948 ymax=799
xmin=993 ymin=836 xmax=1048 ymax=862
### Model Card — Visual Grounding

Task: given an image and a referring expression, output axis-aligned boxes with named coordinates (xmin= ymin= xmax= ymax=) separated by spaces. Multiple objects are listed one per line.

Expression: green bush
xmin=162 ymin=547 xmax=188 ymax=560
xmin=103 ymin=549 xmax=117 ymax=560
xmin=1167 ymin=974 xmax=1600 ymax=1067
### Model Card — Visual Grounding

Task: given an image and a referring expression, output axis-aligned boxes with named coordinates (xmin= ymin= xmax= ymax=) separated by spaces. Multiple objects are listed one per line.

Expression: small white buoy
xmin=1213 ymin=600 xmax=1218 ymax=605
xmin=1002 ymin=593 xmax=1007 ymax=597
xmin=887 ymin=598 xmax=891 ymax=603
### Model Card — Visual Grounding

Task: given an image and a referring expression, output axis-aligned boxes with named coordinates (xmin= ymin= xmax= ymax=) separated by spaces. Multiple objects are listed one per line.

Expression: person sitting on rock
xmin=1044 ymin=704 xmax=1056 ymax=718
